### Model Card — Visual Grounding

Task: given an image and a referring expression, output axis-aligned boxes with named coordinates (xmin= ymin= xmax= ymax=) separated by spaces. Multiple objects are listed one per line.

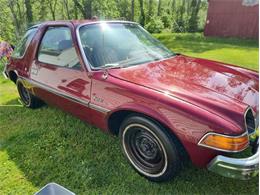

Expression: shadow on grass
xmin=1 ymin=106 xmax=258 ymax=194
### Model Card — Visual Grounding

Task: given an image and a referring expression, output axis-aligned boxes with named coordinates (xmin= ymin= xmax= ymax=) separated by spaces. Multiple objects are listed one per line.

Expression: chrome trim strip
xmin=244 ymin=106 xmax=256 ymax=135
xmin=21 ymin=77 xmax=110 ymax=114
xmin=198 ymin=132 xmax=249 ymax=153
xmin=23 ymin=77 xmax=89 ymax=107
xmin=2 ymin=71 xmax=8 ymax=79
xmin=2 ymin=62 xmax=9 ymax=79
xmin=255 ymin=112 xmax=259 ymax=128
xmin=89 ymin=103 xmax=110 ymax=113
xmin=75 ymin=24 xmax=92 ymax=72
xmin=207 ymin=147 xmax=259 ymax=180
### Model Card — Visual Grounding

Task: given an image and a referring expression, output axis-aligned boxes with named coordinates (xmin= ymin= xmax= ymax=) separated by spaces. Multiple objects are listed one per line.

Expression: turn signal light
xmin=198 ymin=132 xmax=249 ymax=152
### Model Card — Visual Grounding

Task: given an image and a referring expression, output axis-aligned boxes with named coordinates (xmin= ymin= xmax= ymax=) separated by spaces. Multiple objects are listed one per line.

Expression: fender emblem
xmin=93 ymin=95 xmax=104 ymax=103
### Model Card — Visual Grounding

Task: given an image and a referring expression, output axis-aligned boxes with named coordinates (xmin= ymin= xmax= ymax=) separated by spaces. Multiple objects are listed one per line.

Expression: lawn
xmin=0 ymin=33 xmax=258 ymax=194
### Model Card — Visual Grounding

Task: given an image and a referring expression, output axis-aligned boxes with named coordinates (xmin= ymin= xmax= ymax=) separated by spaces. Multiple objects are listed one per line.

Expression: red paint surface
xmin=6 ymin=20 xmax=259 ymax=167
xmin=204 ymin=0 xmax=259 ymax=39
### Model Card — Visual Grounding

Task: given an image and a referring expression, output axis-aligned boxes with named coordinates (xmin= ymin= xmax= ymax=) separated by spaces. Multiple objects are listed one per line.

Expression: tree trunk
xmin=73 ymin=0 xmax=87 ymax=18
xmin=48 ymin=0 xmax=58 ymax=20
xmin=148 ymin=0 xmax=153 ymax=21
xmin=25 ymin=0 xmax=33 ymax=25
xmin=84 ymin=0 xmax=92 ymax=19
xmin=188 ymin=0 xmax=201 ymax=32
xmin=139 ymin=0 xmax=145 ymax=26
xmin=195 ymin=0 xmax=201 ymax=15
xmin=63 ymin=0 xmax=70 ymax=19
xmin=73 ymin=1 xmax=78 ymax=19
xmin=131 ymin=0 xmax=135 ymax=21
xmin=157 ymin=0 xmax=161 ymax=16
xmin=180 ymin=0 xmax=185 ymax=20
xmin=39 ymin=0 xmax=47 ymax=21
xmin=8 ymin=1 xmax=21 ymax=38
xmin=171 ymin=0 xmax=175 ymax=14
xmin=17 ymin=2 xmax=23 ymax=23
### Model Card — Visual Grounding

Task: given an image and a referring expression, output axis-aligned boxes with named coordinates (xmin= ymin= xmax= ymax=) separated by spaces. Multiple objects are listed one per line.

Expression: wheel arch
xmin=8 ymin=70 xmax=18 ymax=83
xmin=107 ymin=105 xmax=190 ymax=161
xmin=107 ymin=109 xmax=170 ymax=136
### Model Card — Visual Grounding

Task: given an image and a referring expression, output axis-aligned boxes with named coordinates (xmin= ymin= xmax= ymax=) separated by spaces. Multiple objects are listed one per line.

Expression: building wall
xmin=204 ymin=0 xmax=259 ymax=39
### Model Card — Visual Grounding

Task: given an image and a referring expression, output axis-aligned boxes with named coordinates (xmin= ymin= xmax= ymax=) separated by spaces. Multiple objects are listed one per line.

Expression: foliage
xmin=171 ymin=0 xmax=207 ymax=33
xmin=145 ymin=17 xmax=164 ymax=33
xmin=0 ymin=2 xmax=16 ymax=43
xmin=161 ymin=14 xmax=172 ymax=29
xmin=0 ymin=0 xmax=208 ymax=43
xmin=0 ymin=33 xmax=258 ymax=194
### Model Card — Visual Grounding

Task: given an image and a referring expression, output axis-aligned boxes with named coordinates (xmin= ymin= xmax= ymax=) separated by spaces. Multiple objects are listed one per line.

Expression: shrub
xmin=161 ymin=14 xmax=172 ymax=29
xmin=145 ymin=17 xmax=164 ymax=33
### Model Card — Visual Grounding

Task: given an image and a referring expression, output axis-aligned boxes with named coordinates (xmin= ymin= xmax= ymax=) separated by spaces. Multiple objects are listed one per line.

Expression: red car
xmin=3 ymin=20 xmax=259 ymax=182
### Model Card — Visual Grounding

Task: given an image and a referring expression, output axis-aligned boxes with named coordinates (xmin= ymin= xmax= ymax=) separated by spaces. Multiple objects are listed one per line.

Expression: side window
xmin=38 ymin=27 xmax=81 ymax=69
xmin=12 ymin=28 xmax=37 ymax=58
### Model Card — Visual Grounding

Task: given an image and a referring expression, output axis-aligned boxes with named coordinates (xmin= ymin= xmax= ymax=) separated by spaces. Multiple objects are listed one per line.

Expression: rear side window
xmin=37 ymin=27 xmax=81 ymax=69
xmin=12 ymin=28 xmax=37 ymax=58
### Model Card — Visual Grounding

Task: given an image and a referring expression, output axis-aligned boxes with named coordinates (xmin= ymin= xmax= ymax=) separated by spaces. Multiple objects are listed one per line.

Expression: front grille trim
xmin=244 ymin=107 xmax=256 ymax=135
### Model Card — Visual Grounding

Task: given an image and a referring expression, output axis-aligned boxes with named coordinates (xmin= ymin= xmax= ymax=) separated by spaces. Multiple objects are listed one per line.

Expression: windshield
xmin=78 ymin=22 xmax=175 ymax=69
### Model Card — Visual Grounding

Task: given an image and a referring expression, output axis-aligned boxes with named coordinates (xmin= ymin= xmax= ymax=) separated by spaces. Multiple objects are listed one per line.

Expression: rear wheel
xmin=119 ymin=115 xmax=182 ymax=182
xmin=16 ymin=79 xmax=44 ymax=108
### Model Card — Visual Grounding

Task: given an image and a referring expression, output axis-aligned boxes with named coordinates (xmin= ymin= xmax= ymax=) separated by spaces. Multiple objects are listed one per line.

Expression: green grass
xmin=0 ymin=33 xmax=258 ymax=194
xmin=154 ymin=33 xmax=259 ymax=70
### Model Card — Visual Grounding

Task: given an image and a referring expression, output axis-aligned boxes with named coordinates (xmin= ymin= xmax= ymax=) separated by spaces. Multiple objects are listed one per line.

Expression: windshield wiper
xmin=99 ymin=63 xmax=122 ymax=69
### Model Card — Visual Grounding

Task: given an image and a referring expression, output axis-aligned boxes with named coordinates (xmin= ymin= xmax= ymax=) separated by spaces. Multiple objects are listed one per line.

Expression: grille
xmin=245 ymin=108 xmax=255 ymax=135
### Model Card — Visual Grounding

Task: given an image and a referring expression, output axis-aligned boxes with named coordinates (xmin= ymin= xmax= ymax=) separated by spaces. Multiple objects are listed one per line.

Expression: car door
xmin=30 ymin=25 xmax=92 ymax=121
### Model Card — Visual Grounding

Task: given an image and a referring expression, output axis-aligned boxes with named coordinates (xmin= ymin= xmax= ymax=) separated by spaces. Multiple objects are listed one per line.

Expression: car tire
xmin=16 ymin=79 xmax=44 ymax=108
xmin=119 ymin=115 xmax=182 ymax=182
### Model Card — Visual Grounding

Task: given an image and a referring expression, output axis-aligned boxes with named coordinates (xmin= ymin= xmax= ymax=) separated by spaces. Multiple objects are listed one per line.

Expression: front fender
xmin=106 ymin=101 xmax=224 ymax=167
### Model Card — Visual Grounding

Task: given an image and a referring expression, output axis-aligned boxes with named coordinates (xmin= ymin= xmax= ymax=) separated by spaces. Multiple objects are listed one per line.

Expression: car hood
xmin=109 ymin=55 xmax=259 ymax=126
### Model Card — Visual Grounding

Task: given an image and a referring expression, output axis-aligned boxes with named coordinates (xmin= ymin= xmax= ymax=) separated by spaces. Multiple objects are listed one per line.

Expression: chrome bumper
xmin=2 ymin=70 xmax=8 ymax=79
xmin=2 ymin=63 xmax=8 ymax=79
xmin=208 ymin=148 xmax=259 ymax=180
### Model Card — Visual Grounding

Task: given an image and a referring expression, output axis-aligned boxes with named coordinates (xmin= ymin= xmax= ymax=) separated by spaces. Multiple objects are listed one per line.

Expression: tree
xmin=47 ymin=0 xmax=58 ymax=20
xmin=0 ymin=0 xmax=208 ymax=42
xmin=171 ymin=0 xmax=176 ymax=14
xmin=147 ymin=0 xmax=153 ymax=22
xmin=0 ymin=0 xmax=15 ymax=42
xmin=138 ymin=0 xmax=145 ymax=26
xmin=157 ymin=0 xmax=161 ymax=16
xmin=8 ymin=0 xmax=24 ymax=38
xmin=25 ymin=0 xmax=33 ymax=25
xmin=39 ymin=0 xmax=47 ymax=21
xmin=84 ymin=0 xmax=92 ymax=19
xmin=73 ymin=0 xmax=79 ymax=19
xmin=63 ymin=0 xmax=71 ymax=19
xmin=188 ymin=0 xmax=201 ymax=32
xmin=173 ymin=0 xmax=186 ymax=32
xmin=115 ymin=0 xmax=130 ymax=20
xmin=73 ymin=0 xmax=92 ymax=19
xmin=131 ymin=0 xmax=135 ymax=21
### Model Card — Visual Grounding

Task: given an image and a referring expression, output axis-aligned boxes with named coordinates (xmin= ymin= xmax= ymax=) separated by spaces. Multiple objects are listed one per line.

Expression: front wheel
xmin=119 ymin=115 xmax=182 ymax=182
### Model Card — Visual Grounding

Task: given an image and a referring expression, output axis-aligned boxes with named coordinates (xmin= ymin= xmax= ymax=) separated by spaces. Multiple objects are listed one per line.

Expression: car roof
xmin=29 ymin=20 xmax=138 ymax=29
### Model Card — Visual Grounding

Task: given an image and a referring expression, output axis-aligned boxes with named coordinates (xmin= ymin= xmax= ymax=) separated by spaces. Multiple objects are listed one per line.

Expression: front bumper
xmin=207 ymin=147 xmax=259 ymax=180
xmin=2 ymin=63 xmax=8 ymax=79
xmin=2 ymin=70 xmax=8 ymax=79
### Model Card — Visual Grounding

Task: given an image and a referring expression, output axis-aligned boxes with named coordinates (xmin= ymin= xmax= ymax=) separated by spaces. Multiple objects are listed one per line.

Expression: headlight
xmin=198 ymin=132 xmax=249 ymax=152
